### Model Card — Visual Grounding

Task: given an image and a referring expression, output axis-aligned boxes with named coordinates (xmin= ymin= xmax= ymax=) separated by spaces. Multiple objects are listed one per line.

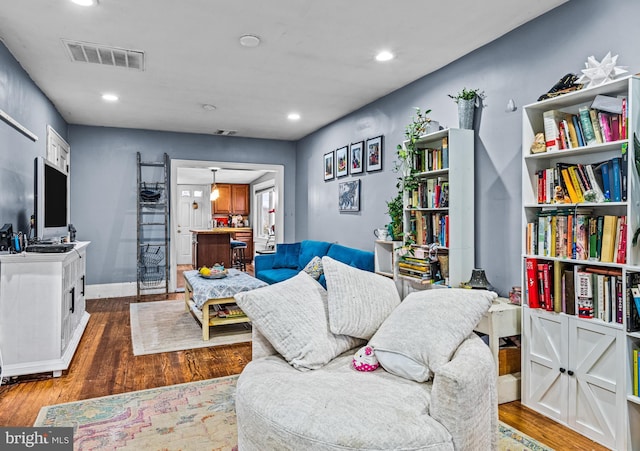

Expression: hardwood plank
xmin=0 ymin=262 xmax=609 ymax=449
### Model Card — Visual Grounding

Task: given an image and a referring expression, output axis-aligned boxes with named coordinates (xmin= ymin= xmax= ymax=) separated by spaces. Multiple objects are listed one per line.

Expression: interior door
xmin=176 ymin=185 xmax=210 ymax=265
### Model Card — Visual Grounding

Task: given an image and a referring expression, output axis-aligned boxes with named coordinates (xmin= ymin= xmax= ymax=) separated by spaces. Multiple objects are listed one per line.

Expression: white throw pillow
xmin=369 ymin=288 xmax=496 ymax=382
xmin=235 ymin=271 xmax=363 ymax=370
xmin=322 ymin=256 xmax=401 ymax=340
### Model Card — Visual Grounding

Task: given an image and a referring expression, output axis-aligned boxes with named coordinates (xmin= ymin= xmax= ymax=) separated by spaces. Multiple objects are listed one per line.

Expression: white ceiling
xmin=177 ymin=166 xmax=271 ymax=185
xmin=0 ymin=0 xmax=567 ymax=142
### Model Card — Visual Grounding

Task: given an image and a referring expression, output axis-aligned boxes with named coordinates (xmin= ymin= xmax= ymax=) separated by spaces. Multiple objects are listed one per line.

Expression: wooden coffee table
xmin=184 ymin=269 xmax=267 ymax=340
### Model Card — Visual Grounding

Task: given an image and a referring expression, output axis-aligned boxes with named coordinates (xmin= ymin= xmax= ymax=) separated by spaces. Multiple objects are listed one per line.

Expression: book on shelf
xmin=563 ymin=266 xmax=576 ymax=315
xmin=525 ymin=258 xmax=540 ymax=309
xmin=628 ymin=273 xmax=640 ymax=332
xmin=578 ymin=106 xmax=598 ymax=146
xmin=634 ymin=348 xmax=639 ymax=397
xmin=589 ymin=109 xmax=604 ymax=144
xmin=543 ymin=110 xmax=564 ymax=151
xmin=571 ymin=114 xmax=585 ymax=147
xmin=441 ymin=137 xmax=449 ymax=169
xmin=575 ymin=268 xmax=594 ymax=318
xmin=621 ymin=142 xmax=629 ymax=201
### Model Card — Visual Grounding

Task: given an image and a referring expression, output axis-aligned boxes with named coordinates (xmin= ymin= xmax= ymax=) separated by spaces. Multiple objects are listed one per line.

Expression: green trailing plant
xmin=385 ymin=192 xmax=403 ymax=241
xmin=448 ymin=87 xmax=485 ymax=103
xmin=385 ymin=107 xmax=433 ymax=242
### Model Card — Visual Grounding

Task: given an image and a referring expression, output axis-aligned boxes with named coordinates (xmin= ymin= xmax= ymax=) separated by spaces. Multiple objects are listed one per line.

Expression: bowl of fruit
xmin=198 ymin=265 xmax=228 ymax=279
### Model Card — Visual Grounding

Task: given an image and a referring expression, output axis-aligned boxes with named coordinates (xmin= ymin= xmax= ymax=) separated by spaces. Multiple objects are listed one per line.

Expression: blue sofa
xmin=254 ymin=240 xmax=374 ymax=286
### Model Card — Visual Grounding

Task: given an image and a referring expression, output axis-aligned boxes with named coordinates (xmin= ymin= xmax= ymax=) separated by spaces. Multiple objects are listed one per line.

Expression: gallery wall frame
xmin=324 ymin=150 xmax=335 ymax=181
xmin=336 ymin=145 xmax=348 ymax=177
xmin=339 ymin=179 xmax=360 ymax=212
xmin=350 ymin=141 xmax=364 ymax=175
xmin=366 ymin=135 xmax=383 ymax=172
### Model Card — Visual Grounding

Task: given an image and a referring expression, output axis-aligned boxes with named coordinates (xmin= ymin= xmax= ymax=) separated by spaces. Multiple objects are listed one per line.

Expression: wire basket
xmin=140 ymin=182 xmax=163 ymax=203
xmin=140 ymin=245 xmax=164 ymax=266
xmin=139 ymin=265 xmax=165 ymax=288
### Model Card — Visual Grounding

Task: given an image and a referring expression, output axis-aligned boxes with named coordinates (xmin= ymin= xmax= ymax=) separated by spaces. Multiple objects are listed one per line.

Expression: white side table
xmin=474 ymin=297 xmax=521 ymax=404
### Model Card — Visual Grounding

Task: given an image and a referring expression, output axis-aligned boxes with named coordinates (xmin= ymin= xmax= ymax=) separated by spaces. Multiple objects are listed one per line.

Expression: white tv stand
xmin=0 ymin=241 xmax=90 ymax=377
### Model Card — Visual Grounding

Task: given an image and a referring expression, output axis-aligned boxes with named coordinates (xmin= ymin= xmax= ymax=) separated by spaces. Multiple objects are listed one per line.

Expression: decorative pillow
xmin=302 ymin=256 xmax=323 ymax=279
xmin=369 ymin=288 xmax=496 ymax=382
xmin=234 ymin=271 xmax=363 ymax=370
xmin=272 ymin=242 xmax=301 ymax=269
xmin=322 ymin=256 xmax=401 ymax=340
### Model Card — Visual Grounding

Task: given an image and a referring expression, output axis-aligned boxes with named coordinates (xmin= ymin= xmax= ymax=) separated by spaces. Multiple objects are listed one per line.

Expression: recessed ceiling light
xmin=239 ymin=35 xmax=261 ymax=48
xmin=375 ymin=51 xmax=394 ymax=62
xmin=71 ymin=0 xmax=98 ymax=6
xmin=287 ymin=113 xmax=301 ymax=121
xmin=102 ymin=93 xmax=118 ymax=102
xmin=202 ymin=104 xmax=217 ymax=111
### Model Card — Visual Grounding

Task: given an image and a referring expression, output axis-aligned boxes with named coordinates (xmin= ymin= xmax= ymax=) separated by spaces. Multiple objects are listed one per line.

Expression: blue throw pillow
xmin=272 ymin=242 xmax=302 ymax=269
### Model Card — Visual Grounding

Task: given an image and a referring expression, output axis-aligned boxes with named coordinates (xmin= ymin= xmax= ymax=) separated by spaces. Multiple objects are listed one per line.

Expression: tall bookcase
xmin=521 ymin=75 xmax=640 ymax=450
xmin=400 ymin=128 xmax=474 ymax=288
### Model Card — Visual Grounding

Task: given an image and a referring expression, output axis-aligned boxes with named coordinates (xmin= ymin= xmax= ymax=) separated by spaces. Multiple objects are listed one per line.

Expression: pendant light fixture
xmin=210 ymin=169 xmax=220 ymax=201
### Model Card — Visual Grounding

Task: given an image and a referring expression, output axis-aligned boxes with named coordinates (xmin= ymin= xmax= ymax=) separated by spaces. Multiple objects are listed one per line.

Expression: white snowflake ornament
xmin=577 ymin=52 xmax=628 ymax=88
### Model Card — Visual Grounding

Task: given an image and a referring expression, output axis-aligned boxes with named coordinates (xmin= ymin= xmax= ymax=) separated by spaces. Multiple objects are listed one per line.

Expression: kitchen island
xmin=191 ymin=228 xmax=253 ymax=269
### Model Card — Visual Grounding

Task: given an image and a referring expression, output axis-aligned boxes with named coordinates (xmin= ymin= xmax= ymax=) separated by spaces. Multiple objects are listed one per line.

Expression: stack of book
xmin=213 ymin=303 xmax=245 ymax=318
xmin=398 ymin=255 xmax=431 ymax=281
xmin=413 ymin=137 xmax=449 ymax=172
xmin=525 ymin=259 xmax=624 ymax=324
xmin=526 ymin=213 xmax=626 ymax=264
xmin=409 ymin=211 xmax=449 ymax=247
xmin=409 ymin=178 xmax=449 ymax=209
xmin=542 ymin=95 xmax=627 ymax=152
xmin=535 ymin=154 xmax=627 ymax=204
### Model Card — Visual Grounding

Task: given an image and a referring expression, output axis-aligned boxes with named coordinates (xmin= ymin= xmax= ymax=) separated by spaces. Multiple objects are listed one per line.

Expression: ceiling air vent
xmin=215 ymin=130 xmax=237 ymax=136
xmin=62 ymin=39 xmax=145 ymax=71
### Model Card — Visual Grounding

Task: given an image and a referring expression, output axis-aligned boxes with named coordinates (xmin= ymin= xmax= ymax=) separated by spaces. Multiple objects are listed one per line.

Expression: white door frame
xmin=169 ymin=159 xmax=285 ymax=292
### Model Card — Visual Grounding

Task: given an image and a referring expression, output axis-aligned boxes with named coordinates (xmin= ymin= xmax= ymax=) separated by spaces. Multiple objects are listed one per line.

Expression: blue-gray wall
xmin=0 ymin=44 xmax=67 ymax=233
xmin=2 ymin=0 xmax=640 ymax=294
xmin=296 ymin=0 xmax=640 ymax=295
xmin=69 ymin=126 xmax=296 ymax=284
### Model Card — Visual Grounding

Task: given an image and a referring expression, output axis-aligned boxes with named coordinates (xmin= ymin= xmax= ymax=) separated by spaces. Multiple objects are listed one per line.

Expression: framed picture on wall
xmin=339 ymin=179 xmax=360 ymax=212
xmin=366 ymin=135 xmax=383 ymax=172
xmin=336 ymin=145 xmax=348 ymax=177
xmin=350 ymin=141 xmax=364 ymax=174
xmin=324 ymin=151 xmax=335 ymax=181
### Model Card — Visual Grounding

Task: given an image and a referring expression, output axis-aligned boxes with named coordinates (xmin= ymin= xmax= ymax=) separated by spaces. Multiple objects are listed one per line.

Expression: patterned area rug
xmin=35 ymin=374 xmax=553 ymax=451
xmin=130 ymin=300 xmax=251 ymax=355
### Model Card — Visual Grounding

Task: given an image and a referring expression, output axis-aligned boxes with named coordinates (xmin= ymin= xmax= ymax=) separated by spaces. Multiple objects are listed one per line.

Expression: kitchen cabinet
xmin=232 ymin=229 xmax=253 ymax=263
xmin=212 ymin=184 xmax=250 ymax=215
xmin=212 ymin=184 xmax=232 ymax=214
xmin=231 ymin=184 xmax=250 ymax=215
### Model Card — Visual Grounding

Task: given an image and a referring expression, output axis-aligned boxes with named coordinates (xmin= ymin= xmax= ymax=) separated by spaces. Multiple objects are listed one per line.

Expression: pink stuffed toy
xmin=352 ymin=345 xmax=379 ymax=372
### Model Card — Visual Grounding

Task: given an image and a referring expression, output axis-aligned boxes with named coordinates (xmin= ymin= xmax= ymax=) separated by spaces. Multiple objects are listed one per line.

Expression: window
xmin=255 ymin=186 xmax=276 ymax=239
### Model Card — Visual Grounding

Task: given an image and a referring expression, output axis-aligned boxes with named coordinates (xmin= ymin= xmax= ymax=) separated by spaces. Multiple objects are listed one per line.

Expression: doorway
xmin=169 ymin=159 xmax=285 ymax=293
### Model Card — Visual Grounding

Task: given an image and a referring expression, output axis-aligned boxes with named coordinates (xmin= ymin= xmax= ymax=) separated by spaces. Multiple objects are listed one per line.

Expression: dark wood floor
xmin=0 ymin=264 xmax=608 ymax=450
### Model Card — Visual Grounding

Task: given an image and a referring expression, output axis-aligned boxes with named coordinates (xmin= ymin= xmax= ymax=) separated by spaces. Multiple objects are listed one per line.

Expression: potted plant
xmin=448 ymin=87 xmax=485 ymax=129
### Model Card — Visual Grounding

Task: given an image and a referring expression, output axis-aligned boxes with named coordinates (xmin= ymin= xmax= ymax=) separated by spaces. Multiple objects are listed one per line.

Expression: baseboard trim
xmin=86 ymin=282 xmax=137 ymax=299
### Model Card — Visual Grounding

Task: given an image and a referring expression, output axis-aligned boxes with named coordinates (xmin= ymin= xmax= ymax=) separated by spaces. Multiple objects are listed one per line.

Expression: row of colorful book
xmin=543 ymin=96 xmax=627 ymax=152
xmin=408 ymin=211 xmax=449 ymax=247
xmin=525 ymin=258 xmax=624 ymax=324
xmin=408 ymin=177 xmax=449 ymax=209
xmin=526 ymin=213 xmax=626 ymax=264
xmin=412 ymin=137 xmax=449 ymax=172
xmin=535 ymin=155 xmax=627 ymax=205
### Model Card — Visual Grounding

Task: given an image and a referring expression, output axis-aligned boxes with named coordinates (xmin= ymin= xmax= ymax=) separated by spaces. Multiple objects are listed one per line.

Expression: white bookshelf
xmin=400 ymin=128 xmax=474 ymax=288
xmin=520 ymin=76 xmax=640 ymax=450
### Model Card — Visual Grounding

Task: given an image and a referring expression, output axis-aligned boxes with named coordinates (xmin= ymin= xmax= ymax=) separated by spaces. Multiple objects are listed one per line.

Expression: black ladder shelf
xmin=136 ymin=152 xmax=170 ymax=300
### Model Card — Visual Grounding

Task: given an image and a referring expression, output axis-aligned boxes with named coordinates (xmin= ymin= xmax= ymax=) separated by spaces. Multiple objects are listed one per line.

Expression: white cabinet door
xmin=523 ymin=308 xmax=623 ymax=449
xmin=46 ymin=125 xmax=70 ymax=173
xmin=522 ymin=309 xmax=568 ymax=421
xmin=567 ymin=319 xmax=624 ymax=450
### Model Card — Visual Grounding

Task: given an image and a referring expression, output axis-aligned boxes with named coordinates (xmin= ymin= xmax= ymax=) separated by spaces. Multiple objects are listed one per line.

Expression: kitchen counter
xmin=191 ymin=227 xmax=252 ymax=234
xmin=190 ymin=228 xmax=254 ymax=268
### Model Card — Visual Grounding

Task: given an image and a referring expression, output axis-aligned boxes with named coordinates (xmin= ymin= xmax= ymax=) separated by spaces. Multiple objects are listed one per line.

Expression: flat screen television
xmin=34 ymin=156 xmax=69 ymax=242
